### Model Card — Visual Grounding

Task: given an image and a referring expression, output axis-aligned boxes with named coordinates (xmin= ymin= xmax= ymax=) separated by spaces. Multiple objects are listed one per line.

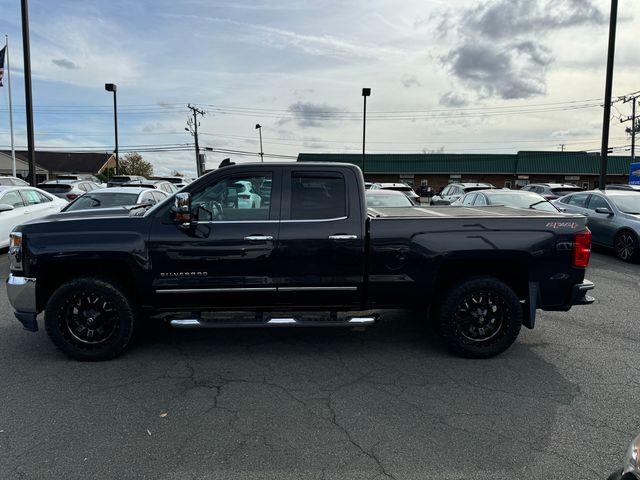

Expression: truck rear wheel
xmin=44 ymin=277 xmax=137 ymax=361
xmin=437 ymin=277 xmax=522 ymax=358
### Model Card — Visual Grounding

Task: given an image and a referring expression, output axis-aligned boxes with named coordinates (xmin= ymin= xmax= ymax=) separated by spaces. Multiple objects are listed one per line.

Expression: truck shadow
xmin=126 ymin=311 xmax=578 ymax=477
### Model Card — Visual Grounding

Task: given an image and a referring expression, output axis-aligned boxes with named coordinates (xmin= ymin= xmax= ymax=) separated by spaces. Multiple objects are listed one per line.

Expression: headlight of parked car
xmin=623 ymin=434 xmax=640 ymax=478
xmin=8 ymin=231 xmax=23 ymax=272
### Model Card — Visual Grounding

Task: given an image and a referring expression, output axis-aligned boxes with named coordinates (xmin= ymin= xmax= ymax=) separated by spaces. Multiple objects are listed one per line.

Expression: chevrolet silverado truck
xmin=6 ymin=163 xmax=595 ymax=361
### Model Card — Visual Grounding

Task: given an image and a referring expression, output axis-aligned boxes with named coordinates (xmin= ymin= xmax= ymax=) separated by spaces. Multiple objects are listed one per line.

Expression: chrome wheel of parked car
xmin=437 ymin=277 xmax=522 ymax=358
xmin=45 ymin=277 xmax=137 ymax=361
xmin=615 ymin=231 xmax=639 ymax=262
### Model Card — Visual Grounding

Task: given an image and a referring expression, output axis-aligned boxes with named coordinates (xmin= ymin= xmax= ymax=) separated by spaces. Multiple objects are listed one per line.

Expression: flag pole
xmin=5 ymin=35 xmax=16 ymax=177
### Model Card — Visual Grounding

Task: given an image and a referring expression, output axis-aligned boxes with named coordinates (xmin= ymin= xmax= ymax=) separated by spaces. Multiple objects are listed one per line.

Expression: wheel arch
xmin=36 ymin=258 xmax=139 ymax=312
xmin=433 ymin=258 xmax=532 ymax=328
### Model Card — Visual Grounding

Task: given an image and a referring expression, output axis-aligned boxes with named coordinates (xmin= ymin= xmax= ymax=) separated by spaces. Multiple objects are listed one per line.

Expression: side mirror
xmin=0 ymin=204 xmax=15 ymax=213
xmin=170 ymin=192 xmax=192 ymax=228
xmin=595 ymin=207 xmax=613 ymax=215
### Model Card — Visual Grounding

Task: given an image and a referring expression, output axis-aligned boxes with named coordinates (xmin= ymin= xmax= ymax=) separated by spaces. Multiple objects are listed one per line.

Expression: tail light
xmin=66 ymin=193 xmax=80 ymax=200
xmin=573 ymin=229 xmax=592 ymax=267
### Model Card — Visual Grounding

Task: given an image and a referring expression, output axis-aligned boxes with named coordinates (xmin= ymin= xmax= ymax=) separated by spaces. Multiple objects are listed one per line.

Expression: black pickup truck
xmin=6 ymin=163 xmax=594 ymax=361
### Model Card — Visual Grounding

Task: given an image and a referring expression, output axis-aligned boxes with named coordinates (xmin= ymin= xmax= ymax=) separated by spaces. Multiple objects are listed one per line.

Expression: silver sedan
xmin=554 ymin=190 xmax=640 ymax=262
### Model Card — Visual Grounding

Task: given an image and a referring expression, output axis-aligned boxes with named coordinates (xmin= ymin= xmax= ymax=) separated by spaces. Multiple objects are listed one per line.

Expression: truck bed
xmin=367 ymin=205 xmax=574 ymax=218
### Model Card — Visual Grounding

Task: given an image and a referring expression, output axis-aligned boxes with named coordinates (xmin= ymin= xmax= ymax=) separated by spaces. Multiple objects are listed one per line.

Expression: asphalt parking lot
xmin=0 ymin=251 xmax=638 ymax=480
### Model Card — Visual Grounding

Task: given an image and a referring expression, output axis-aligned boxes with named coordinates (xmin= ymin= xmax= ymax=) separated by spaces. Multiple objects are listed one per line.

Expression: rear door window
xmin=473 ymin=194 xmax=488 ymax=206
xmin=290 ymin=172 xmax=346 ymax=220
xmin=21 ymin=189 xmax=45 ymax=205
xmin=461 ymin=193 xmax=476 ymax=206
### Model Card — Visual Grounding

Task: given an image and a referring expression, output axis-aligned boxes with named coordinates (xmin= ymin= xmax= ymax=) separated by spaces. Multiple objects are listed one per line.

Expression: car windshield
xmin=610 ymin=195 xmax=640 ymax=214
xmin=366 ymin=191 xmax=414 ymax=207
xmin=464 ymin=186 xmax=492 ymax=192
xmin=64 ymin=192 xmax=140 ymax=211
xmin=486 ymin=193 xmax=558 ymax=212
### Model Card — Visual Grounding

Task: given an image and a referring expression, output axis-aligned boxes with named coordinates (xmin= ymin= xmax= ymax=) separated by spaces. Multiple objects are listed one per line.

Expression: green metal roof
xmin=297 ymin=152 xmax=632 ymax=175
xmin=515 ymin=151 xmax=630 ymax=175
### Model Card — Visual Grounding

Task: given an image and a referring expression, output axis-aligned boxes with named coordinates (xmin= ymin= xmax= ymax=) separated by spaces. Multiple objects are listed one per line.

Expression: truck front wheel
xmin=44 ymin=277 xmax=137 ymax=361
xmin=437 ymin=277 xmax=522 ymax=358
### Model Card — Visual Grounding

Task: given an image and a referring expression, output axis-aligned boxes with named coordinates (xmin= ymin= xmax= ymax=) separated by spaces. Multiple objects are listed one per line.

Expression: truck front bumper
xmin=6 ymin=274 xmax=38 ymax=332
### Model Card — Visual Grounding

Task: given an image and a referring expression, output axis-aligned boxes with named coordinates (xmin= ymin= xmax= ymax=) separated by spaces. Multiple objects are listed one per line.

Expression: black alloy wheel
xmin=60 ymin=290 xmax=119 ymax=345
xmin=45 ymin=277 xmax=137 ymax=361
xmin=437 ymin=277 xmax=522 ymax=358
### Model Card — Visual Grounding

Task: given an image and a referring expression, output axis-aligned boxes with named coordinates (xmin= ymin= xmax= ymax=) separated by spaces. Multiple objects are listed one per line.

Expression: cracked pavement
xmin=0 ymin=251 xmax=638 ymax=479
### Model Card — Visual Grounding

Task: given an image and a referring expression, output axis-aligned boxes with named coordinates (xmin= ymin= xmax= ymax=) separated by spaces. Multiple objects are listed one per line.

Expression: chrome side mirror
xmin=171 ymin=192 xmax=192 ymax=228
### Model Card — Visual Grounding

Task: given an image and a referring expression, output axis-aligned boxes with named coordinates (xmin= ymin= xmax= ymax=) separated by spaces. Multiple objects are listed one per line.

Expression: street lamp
xmin=104 ymin=83 xmax=119 ymax=174
xmin=255 ymin=124 xmax=264 ymax=162
xmin=362 ymin=88 xmax=371 ymax=175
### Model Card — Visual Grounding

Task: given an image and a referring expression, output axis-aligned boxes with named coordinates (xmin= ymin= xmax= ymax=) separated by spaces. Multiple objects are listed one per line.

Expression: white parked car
xmin=0 ymin=186 xmax=67 ymax=248
xmin=233 ymin=180 xmax=261 ymax=208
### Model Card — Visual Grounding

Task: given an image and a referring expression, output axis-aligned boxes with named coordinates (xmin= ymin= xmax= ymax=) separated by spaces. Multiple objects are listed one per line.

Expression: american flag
xmin=0 ymin=46 xmax=5 ymax=87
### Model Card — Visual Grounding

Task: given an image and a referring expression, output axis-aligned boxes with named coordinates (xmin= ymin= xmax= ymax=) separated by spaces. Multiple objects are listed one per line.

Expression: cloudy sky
xmin=0 ymin=0 xmax=638 ymax=177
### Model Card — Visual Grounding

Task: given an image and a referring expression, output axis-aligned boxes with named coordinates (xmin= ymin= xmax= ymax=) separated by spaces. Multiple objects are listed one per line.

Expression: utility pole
xmin=186 ymin=104 xmax=206 ymax=177
xmin=558 ymin=144 xmax=566 ymax=152
xmin=620 ymin=94 xmax=639 ymax=161
xmin=598 ymin=0 xmax=618 ymax=190
xmin=21 ymin=0 xmax=37 ymax=185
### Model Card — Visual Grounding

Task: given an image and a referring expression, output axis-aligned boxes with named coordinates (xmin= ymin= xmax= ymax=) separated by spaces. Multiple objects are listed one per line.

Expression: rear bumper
xmin=6 ymin=274 xmax=38 ymax=332
xmin=571 ymin=279 xmax=595 ymax=305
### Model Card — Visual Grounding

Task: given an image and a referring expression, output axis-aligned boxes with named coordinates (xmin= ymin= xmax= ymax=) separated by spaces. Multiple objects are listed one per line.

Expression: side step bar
xmin=169 ymin=315 xmax=377 ymax=329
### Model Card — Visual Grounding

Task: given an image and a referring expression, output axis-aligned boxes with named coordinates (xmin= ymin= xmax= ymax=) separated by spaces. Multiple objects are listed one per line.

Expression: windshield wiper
xmin=528 ymin=200 xmax=547 ymax=209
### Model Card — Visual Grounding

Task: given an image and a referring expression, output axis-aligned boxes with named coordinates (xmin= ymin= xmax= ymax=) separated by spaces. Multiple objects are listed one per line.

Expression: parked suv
xmin=430 ymin=183 xmax=495 ymax=205
xmin=370 ymin=183 xmax=420 ymax=204
xmin=122 ymin=180 xmax=178 ymax=194
xmin=107 ymin=175 xmax=147 ymax=188
xmin=37 ymin=179 xmax=101 ymax=201
xmin=520 ymin=183 xmax=583 ymax=200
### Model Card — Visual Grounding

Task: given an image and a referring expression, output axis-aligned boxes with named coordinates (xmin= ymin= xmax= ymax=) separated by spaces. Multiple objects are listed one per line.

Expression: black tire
xmin=437 ymin=277 xmax=522 ymax=359
xmin=44 ymin=276 xmax=137 ymax=361
xmin=614 ymin=230 xmax=639 ymax=262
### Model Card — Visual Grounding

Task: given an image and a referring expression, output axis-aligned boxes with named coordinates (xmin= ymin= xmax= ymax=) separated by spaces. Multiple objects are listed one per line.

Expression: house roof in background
xmin=0 ymin=150 xmax=114 ymax=174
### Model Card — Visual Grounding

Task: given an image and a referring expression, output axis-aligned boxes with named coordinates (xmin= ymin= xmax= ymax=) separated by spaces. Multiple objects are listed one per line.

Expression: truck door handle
xmin=329 ymin=234 xmax=357 ymax=241
xmin=244 ymin=235 xmax=274 ymax=241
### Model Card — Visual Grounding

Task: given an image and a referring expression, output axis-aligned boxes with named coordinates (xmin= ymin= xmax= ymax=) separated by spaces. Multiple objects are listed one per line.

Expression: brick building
xmin=297 ymin=151 xmax=632 ymax=191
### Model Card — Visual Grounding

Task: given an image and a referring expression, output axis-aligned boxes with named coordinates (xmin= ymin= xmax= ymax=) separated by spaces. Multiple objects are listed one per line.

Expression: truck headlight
xmin=623 ymin=434 xmax=640 ymax=478
xmin=8 ymin=231 xmax=23 ymax=271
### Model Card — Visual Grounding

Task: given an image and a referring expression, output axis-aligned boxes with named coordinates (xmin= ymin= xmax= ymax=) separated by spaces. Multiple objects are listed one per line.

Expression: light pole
xmin=104 ymin=83 xmax=119 ymax=174
xmin=362 ymin=88 xmax=371 ymax=176
xmin=255 ymin=124 xmax=264 ymax=162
